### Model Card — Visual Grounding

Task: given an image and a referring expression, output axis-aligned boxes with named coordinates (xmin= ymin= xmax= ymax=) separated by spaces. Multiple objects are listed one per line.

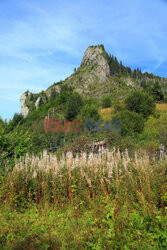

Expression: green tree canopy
xmin=65 ymin=92 xmax=83 ymax=120
xmin=125 ymin=91 xmax=155 ymax=119
xmin=151 ymin=82 xmax=164 ymax=102
xmin=80 ymin=104 xmax=100 ymax=121
xmin=113 ymin=110 xmax=144 ymax=136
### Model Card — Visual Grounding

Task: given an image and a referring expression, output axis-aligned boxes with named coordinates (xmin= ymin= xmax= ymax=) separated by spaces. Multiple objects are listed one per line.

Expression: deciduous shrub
xmin=113 ymin=110 xmax=144 ymax=136
xmin=125 ymin=91 xmax=155 ymax=119
xmin=80 ymin=104 xmax=100 ymax=121
xmin=101 ymin=95 xmax=111 ymax=108
xmin=65 ymin=92 xmax=83 ymax=120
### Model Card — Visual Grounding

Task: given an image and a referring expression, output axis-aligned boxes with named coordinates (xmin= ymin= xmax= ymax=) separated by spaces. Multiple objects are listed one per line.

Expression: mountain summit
xmin=20 ymin=45 xmax=167 ymax=117
xmin=80 ymin=45 xmax=110 ymax=79
xmin=63 ymin=45 xmax=111 ymax=95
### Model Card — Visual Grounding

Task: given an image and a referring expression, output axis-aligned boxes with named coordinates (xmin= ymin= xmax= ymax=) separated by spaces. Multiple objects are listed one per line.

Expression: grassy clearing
xmin=0 ymin=150 xmax=167 ymax=249
xmin=156 ymin=103 xmax=167 ymax=112
xmin=99 ymin=103 xmax=167 ymax=122
xmin=99 ymin=107 xmax=114 ymax=121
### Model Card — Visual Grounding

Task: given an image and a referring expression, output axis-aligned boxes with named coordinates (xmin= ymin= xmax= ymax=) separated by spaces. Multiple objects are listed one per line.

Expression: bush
xmin=80 ymin=104 xmax=100 ymax=121
xmin=125 ymin=91 xmax=155 ymax=119
xmin=101 ymin=96 xmax=111 ymax=108
xmin=83 ymin=96 xmax=100 ymax=107
xmin=114 ymin=102 xmax=125 ymax=112
xmin=106 ymin=131 xmax=122 ymax=149
xmin=0 ymin=116 xmax=4 ymax=126
xmin=7 ymin=113 xmax=24 ymax=132
xmin=106 ymin=131 xmax=136 ymax=153
xmin=163 ymin=96 xmax=167 ymax=103
xmin=65 ymin=92 xmax=83 ymax=120
xmin=50 ymin=88 xmax=58 ymax=101
xmin=151 ymin=82 xmax=164 ymax=102
xmin=113 ymin=110 xmax=144 ymax=136
xmin=55 ymin=91 xmax=70 ymax=106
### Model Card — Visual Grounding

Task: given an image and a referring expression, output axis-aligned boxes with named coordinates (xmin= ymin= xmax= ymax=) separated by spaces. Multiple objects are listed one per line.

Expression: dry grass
xmin=156 ymin=103 xmax=167 ymax=112
xmin=1 ymin=149 xmax=166 ymax=212
xmin=100 ymin=107 xmax=113 ymax=113
xmin=99 ymin=107 xmax=114 ymax=120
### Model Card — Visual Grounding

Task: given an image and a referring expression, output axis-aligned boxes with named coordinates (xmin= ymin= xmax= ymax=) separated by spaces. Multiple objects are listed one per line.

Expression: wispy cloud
xmin=0 ymin=0 xmax=167 ymax=119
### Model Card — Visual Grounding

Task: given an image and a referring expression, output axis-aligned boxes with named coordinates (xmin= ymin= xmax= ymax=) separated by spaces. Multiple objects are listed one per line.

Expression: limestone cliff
xmin=20 ymin=91 xmax=31 ymax=117
xmin=80 ymin=45 xmax=110 ymax=80
xmin=64 ymin=45 xmax=112 ymax=95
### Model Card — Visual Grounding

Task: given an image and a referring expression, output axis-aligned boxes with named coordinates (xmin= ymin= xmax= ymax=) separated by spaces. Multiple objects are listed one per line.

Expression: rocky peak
xmin=80 ymin=45 xmax=110 ymax=77
xmin=19 ymin=45 xmax=118 ymax=117
xmin=20 ymin=91 xmax=31 ymax=117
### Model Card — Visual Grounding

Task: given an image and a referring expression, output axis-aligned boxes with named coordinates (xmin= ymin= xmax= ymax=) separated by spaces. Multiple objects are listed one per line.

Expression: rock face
xmin=45 ymin=84 xmax=61 ymax=98
xmin=20 ymin=91 xmax=31 ymax=118
xmin=81 ymin=45 xmax=110 ymax=81
xmin=64 ymin=45 xmax=112 ymax=95
xmin=35 ymin=97 xmax=43 ymax=109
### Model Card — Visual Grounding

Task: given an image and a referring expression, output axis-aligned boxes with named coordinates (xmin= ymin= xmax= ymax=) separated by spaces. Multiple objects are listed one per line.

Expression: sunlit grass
xmin=99 ymin=107 xmax=114 ymax=121
xmin=156 ymin=103 xmax=167 ymax=112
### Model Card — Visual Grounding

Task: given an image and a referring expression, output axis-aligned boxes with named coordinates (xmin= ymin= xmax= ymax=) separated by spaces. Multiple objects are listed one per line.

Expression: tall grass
xmin=0 ymin=149 xmax=167 ymax=248
xmin=1 ymin=149 xmax=166 ymax=211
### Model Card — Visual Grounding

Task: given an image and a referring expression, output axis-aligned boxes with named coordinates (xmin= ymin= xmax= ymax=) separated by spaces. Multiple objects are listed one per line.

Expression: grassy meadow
xmin=99 ymin=103 xmax=167 ymax=121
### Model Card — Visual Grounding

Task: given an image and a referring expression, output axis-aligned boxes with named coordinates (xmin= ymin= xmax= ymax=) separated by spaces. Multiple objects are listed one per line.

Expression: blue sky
xmin=0 ymin=0 xmax=167 ymax=120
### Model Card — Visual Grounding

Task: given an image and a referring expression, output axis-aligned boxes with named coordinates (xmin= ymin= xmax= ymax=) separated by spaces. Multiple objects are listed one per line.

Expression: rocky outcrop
xmin=80 ymin=45 xmax=110 ymax=81
xmin=63 ymin=45 xmax=112 ymax=95
xmin=45 ymin=84 xmax=61 ymax=98
xmin=35 ymin=97 xmax=43 ymax=109
xmin=20 ymin=91 xmax=31 ymax=117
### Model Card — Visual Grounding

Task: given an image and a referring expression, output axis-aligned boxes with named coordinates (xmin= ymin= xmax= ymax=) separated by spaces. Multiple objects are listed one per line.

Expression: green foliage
xmin=106 ymin=131 xmax=137 ymax=153
xmin=0 ymin=127 xmax=5 ymax=149
xmin=65 ymin=92 xmax=83 ymax=120
xmin=54 ymin=91 xmax=70 ymax=106
xmin=50 ymin=88 xmax=58 ymax=101
xmin=13 ymin=113 xmax=24 ymax=123
xmin=114 ymin=101 xmax=125 ymax=112
xmin=101 ymin=95 xmax=111 ymax=108
xmin=151 ymin=82 xmax=164 ymax=102
xmin=140 ymin=81 xmax=164 ymax=103
xmin=0 ymin=116 xmax=4 ymax=126
xmin=7 ymin=113 xmax=24 ymax=131
xmin=80 ymin=104 xmax=100 ymax=121
xmin=141 ymin=79 xmax=153 ymax=95
xmin=125 ymin=91 xmax=156 ymax=119
xmin=164 ymin=96 xmax=167 ymax=103
xmin=83 ymin=96 xmax=100 ymax=107
xmin=113 ymin=110 xmax=144 ymax=136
